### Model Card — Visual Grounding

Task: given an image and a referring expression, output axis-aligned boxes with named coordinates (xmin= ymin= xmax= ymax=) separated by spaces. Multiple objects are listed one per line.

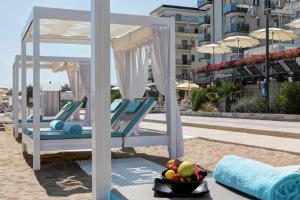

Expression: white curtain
xmin=113 ymin=44 xmax=150 ymax=100
xmin=66 ymin=69 xmax=82 ymax=120
xmin=79 ymin=62 xmax=91 ymax=126
xmin=151 ymin=25 xmax=184 ymax=158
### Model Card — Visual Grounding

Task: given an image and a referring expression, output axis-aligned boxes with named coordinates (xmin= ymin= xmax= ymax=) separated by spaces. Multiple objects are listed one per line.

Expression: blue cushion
xmin=125 ymin=100 xmax=143 ymax=113
xmin=62 ymin=102 xmax=71 ymax=110
xmin=63 ymin=123 xmax=82 ymax=134
xmin=50 ymin=120 xmax=65 ymax=130
xmin=214 ymin=155 xmax=300 ymax=200
xmin=111 ymin=100 xmax=122 ymax=113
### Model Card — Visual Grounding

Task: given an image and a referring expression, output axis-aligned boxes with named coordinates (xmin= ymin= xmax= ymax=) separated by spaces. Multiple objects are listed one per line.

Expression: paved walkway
xmin=140 ymin=120 xmax=300 ymax=154
xmin=145 ymin=113 xmax=300 ymax=139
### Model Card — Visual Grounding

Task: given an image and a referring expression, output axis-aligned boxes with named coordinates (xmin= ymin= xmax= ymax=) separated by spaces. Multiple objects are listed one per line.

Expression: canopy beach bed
xmin=17 ymin=8 xmax=184 ymax=191
xmin=12 ymin=55 xmax=90 ymax=137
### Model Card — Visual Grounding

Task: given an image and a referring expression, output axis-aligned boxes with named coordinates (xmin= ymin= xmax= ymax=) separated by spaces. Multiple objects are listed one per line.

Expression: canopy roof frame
xmin=19 ymin=6 xmax=177 ymax=199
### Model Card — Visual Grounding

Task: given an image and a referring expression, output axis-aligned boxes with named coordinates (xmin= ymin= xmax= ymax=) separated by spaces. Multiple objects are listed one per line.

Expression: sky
xmin=0 ymin=0 xmax=196 ymax=89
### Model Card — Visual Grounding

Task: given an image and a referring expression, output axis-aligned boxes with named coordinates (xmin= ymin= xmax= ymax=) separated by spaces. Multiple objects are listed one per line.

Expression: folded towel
xmin=214 ymin=155 xmax=300 ymax=200
xmin=50 ymin=120 xmax=65 ymax=130
xmin=63 ymin=123 xmax=82 ymax=134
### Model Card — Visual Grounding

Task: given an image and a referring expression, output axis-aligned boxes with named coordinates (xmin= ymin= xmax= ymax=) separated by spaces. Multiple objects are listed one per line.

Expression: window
xmin=191 ymin=55 xmax=195 ymax=62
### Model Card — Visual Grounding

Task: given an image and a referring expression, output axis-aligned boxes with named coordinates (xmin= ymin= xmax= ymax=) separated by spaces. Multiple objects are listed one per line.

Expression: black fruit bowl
xmin=161 ymin=170 xmax=203 ymax=194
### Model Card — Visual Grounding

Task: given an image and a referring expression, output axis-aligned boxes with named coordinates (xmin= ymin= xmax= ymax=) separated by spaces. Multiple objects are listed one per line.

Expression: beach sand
xmin=1 ymin=124 xmax=300 ymax=199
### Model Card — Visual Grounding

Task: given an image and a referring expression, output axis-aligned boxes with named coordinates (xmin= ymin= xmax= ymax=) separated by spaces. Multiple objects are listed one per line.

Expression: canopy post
xmin=167 ymin=19 xmax=177 ymax=159
xmin=21 ymin=41 xmax=27 ymax=133
xmin=32 ymin=10 xmax=41 ymax=171
xmin=13 ymin=61 xmax=19 ymax=137
xmin=91 ymin=0 xmax=111 ymax=199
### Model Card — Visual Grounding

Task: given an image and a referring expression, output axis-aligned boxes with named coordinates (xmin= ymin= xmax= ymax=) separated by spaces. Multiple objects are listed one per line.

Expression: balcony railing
xmin=198 ymin=33 xmax=211 ymax=43
xmin=176 ymin=28 xmax=199 ymax=34
xmin=176 ymin=60 xmax=192 ymax=65
xmin=223 ymin=3 xmax=249 ymax=15
xmin=175 ymin=16 xmax=199 ymax=23
xmin=176 ymin=44 xmax=193 ymax=50
xmin=198 ymin=53 xmax=210 ymax=60
xmin=198 ymin=16 xmax=210 ymax=25
xmin=224 ymin=23 xmax=249 ymax=34
xmin=198 ymin=0 xmax=213 ymax=9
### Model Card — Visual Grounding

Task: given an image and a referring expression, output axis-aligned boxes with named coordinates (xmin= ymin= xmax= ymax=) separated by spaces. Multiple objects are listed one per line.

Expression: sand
xmin=0 ymin=124 xmax=300 ymax=199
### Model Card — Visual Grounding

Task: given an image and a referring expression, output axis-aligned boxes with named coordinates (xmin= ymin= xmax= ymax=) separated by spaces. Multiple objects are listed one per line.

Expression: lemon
xmin=165 ymin=170 xmax=176 ymax=180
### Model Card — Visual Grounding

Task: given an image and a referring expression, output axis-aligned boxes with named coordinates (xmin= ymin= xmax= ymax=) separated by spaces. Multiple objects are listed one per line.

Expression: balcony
xmin=176 ymin=60 xmax=192 ymax=66
xmin=224 ymin=23 xmax=249 ymax=34
xmin=198 ymin=53 xmax=210 ymax=60
xmin=223 ymin=3 xmax=249 ymax=15
xmin=176 ymin=27 xmax=199 ymax=34
xmin=176 ymin=44 xmax=193 ymax=50
xmin=198 ymin=16 xmax=210 ymax=25
xmin=198 ymin=0 xmax=212 ymax=10
xmin=198 ymin=33 xmax=211 ymax=43
xmin=175 ymin=15 xmax=199 ymax=24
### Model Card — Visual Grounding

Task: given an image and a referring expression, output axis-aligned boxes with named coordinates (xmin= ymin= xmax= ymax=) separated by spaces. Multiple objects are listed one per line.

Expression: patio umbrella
xmin=287 ymin=19 xmax=300 ymax=29
xmin=197 ymin=44 xmax=232 ymax=64
xmin=176 ymin=82 xmax=199 ymax=102
xmin=219 ymin=36 xmax=260 ymax=59
xmin=250 ymin=28 xmax=297 ymax=51
xmin=176 ymin=82 xmax=199 ymax=91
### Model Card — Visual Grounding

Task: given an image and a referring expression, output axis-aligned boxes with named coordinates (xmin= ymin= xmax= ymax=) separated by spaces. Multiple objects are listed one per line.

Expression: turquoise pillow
xmin=125 ymin=101 xmax=143 ymax=113
xmin=63 ymin=123 xmax=82 ymax=134
xmin=111 ymin=100 xmax=122 ymax=113
xmin=50 ymin=120 xmax=65 ymax=130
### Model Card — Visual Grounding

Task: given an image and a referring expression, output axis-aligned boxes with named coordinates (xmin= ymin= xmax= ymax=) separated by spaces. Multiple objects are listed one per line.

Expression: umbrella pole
xmin=211 ymin=48 xmax=215 ymax=86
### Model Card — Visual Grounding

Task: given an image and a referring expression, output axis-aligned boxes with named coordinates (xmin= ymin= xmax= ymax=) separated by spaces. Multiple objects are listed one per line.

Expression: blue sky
xmin=0 ymin=0 xmax=196 ymax=89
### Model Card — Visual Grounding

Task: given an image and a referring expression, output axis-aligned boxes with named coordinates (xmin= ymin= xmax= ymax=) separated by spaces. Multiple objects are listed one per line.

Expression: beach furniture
xmin=111 ymin=99 xmax=130 ymax=125
xmin=22 ymin=97 xmax=166 ymax=153
xmin=18 ymin=100 xmax=83 ymax=129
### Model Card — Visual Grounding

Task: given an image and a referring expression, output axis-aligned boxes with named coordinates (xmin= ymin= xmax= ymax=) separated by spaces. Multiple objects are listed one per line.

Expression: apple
xmin=166 ymin=159 xmax=180 ymax=169
xmin=173 ymin=174 xmax=181 ymax=182
xmin=165 ymin=170 xmax=176 ymax=180
xmin=171 ymin=165 xmax=178 ymax=173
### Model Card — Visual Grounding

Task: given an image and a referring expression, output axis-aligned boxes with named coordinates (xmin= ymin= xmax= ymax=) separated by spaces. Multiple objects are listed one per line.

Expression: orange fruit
xmin=165 ymin=170 xmax=176 ymax=180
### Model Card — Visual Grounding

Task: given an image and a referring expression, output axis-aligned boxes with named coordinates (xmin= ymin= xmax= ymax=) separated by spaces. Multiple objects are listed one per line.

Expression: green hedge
xmin=279 ymin=82 xmax=300 ymax=114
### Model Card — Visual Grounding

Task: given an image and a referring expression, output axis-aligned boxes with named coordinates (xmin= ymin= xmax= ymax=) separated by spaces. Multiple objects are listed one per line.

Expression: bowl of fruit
xmin=162 ymin=160 xmax=207 ymax=194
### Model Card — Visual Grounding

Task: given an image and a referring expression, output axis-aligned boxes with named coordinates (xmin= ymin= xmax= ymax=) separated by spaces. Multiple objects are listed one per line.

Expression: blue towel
xmin=50 ymin=120 xmax=65 ymax=130
xmin=214 ymin=155 xmax=300 ymax=200
xmin=63 ymin=123 xmax=82 ymax=134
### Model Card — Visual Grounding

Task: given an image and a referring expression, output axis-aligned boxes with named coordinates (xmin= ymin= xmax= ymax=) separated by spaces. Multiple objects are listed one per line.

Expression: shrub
xmin=279 ymin=82 xmax=300 ymax=114
xmin=230 ymin=95 xmax=265 ymax=113
xmin=191 ymin=89 xmax=208 ymax=111
xmin=111 ymin=90 xmax=121 ymax=102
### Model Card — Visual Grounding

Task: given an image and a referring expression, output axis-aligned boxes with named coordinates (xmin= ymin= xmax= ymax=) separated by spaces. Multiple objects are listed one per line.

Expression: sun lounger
xmin=111 ymin=99 xmax=130 ymax=125
xmin=18 ymin=101 xmax=83 ymax=128
xmin=22 ymin=97 xmax=168 ymax=153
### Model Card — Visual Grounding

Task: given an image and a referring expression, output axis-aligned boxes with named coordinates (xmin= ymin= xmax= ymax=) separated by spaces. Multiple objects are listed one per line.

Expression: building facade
xmin=196 ymin=0 xmax=293 ymax=83
xmin=150 ymin=5 xmax=206 ymax=81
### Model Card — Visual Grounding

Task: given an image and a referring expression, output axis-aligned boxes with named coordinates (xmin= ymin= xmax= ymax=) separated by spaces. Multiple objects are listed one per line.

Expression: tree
xmin=61 ymin=84 xmax=71 ymax=91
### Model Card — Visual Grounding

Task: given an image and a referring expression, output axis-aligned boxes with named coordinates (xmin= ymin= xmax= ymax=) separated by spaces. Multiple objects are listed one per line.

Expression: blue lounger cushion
xmin=63 ymin=123 xmax=82 ymax=134
xmin=214 ymin=155 xmax=300 ymax=200
xmin=62 ymin=102 xmax=72 ymax=110
xmin=125 ymin=100 xmax=143 ymax=113
xmin=24 ymin=128 xmax=92 ymax=140
xmin=111 ymin=100 xmax=122 ymax=113
xmin=50 ymin=120 xmax=65 ymax=130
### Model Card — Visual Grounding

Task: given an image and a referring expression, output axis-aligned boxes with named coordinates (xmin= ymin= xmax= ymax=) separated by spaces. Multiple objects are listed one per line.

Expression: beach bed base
xmin=22 ymin=133 xmax=168 ymax=153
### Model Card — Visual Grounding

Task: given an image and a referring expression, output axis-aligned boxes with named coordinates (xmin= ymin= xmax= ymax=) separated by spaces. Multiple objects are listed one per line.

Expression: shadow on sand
xmin=22 ymin=147 xmax=169 ymax=197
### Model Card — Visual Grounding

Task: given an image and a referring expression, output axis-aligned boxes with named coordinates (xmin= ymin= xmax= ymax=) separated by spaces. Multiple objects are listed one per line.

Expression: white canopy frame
xmin=20 ymin=6 xmax=178 ymax=199
xmin=12 ymin=55 xmax=90 ymax=137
